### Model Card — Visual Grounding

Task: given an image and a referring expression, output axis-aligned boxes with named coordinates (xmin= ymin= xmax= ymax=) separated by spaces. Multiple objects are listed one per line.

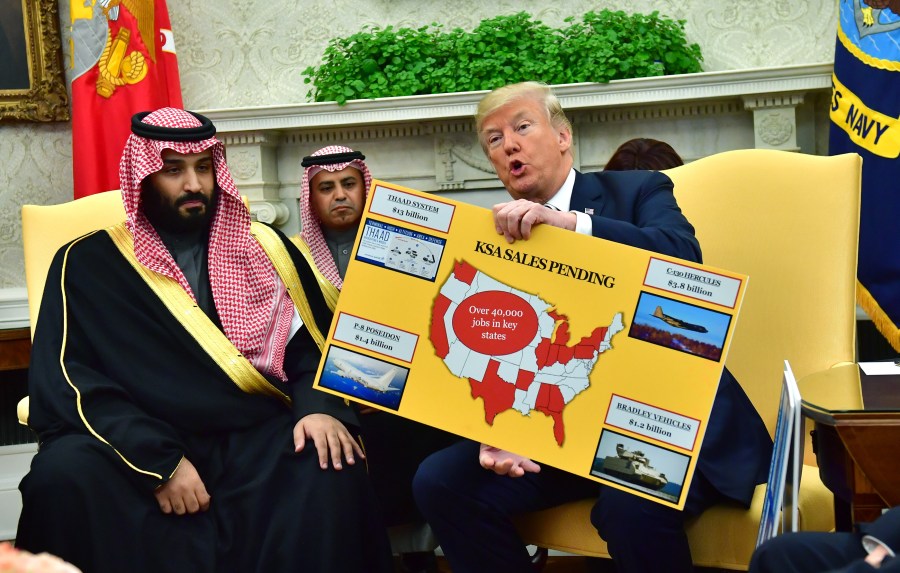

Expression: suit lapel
xmin=568 ymin=170 xmax=605 ymax=215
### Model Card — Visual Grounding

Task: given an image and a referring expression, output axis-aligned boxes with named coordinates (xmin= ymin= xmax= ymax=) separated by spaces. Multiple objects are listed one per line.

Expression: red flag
xmin=69 ymin=0 xmax=182 ymax=199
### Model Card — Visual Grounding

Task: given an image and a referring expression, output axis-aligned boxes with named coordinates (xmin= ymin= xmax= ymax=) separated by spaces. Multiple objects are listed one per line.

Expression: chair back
xmin=22 ymin=190 xmax=126 ymax=336
xmin=663 ymin=150 xmax=861 ymax=435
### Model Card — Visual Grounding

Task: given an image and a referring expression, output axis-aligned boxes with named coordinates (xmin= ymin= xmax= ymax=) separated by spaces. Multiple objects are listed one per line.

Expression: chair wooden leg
xmin=834 ymin=496 xmax=853 ymax=532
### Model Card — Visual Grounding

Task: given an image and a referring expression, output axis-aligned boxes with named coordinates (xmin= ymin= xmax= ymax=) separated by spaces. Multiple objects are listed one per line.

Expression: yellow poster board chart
xmin=314 ymin=180 xmax=747 ymax=509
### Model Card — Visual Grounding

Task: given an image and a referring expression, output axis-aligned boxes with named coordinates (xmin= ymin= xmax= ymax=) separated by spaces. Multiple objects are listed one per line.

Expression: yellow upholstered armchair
xmin=22 ymin=190 xmax=127 ymax=331
xmin=19 ymin=190 xmax=128 ymax=425
xmin=514 ymin=149 xmax=862 ymax=569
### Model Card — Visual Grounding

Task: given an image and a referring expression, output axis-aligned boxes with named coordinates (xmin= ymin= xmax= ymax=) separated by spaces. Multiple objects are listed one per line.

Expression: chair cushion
xmin=514 ymin=465 xmax=834 ymax=570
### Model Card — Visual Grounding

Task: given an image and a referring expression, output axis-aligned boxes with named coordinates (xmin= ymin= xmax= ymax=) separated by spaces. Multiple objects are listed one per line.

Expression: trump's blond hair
xmin=474 ymin=82 xmax=572 ymax=152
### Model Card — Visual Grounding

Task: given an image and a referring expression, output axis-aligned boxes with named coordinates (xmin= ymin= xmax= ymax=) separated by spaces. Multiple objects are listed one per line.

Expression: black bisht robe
xmin=17 ymin=224 xmax=392 ymax=573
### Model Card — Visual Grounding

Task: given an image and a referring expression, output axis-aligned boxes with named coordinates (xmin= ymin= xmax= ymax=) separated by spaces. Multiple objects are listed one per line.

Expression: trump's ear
xmin=557 ymin=126 xmax=572 ymax=154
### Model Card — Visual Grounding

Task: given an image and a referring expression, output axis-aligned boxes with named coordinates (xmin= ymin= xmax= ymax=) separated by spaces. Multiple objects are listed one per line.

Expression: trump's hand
xmin=492 ymin=199 xmax=576 ymax=243
xmin=479 ymin=443 xmax=541 ymax=477
xmin=864 ymin=544 xmax=892 ymax=568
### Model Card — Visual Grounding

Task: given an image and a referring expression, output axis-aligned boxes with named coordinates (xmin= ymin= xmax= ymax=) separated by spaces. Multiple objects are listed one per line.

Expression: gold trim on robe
xmin=57 ymin=231 xmax=165 ymax=480
xmin=289 ymin=235 xmax=340 ymax=312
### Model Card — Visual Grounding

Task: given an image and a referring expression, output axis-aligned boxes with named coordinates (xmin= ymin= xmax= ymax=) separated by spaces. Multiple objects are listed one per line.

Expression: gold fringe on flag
xmin=858 ymin=281 xmax=900 ymax=353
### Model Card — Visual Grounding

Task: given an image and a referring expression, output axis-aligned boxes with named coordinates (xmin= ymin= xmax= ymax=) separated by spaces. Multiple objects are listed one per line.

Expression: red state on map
xmin=430 ymin=294 xmax=452 ymax=359
xmin=574 ymin=326 xmax=609 ymax=359
xmin=556 ymin=345 xmax=575 ymax=365
xmin=453 ymin=260 xmax=478 ymax=285
xmin=535 ymin=337 xmax=551 ymax=367
xmin=535 ymin=383 xmax=566 ymax=446
xmin=535 ymin=311 xmax=605 ymax=369
xmin=515 ymin=369 xmax=535 ymax=390
xmin=548 ymin=310 xmax=571 ymax=345
xmin=469 ymin=359 xmax=516 ymax=425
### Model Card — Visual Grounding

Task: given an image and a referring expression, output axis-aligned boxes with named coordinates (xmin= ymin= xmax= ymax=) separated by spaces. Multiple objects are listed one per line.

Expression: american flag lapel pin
xmin=584 ymin=208 xmax=594 ymax=215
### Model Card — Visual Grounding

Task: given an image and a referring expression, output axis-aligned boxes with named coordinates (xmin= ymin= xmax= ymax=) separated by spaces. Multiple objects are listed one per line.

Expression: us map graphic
xmin=430 ymin=260 xmax=624 ymax=446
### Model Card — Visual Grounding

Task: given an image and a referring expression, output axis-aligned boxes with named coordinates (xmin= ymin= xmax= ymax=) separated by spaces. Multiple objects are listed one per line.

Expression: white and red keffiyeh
xmin=299 ymin=145 xmax=372 ymax=290
xmin=120 ymin=108 xmax=294 ymax=381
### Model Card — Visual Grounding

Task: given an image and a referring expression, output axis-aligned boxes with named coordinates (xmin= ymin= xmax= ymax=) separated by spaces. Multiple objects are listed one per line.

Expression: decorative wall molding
xmin=742 ymin=92 xmax=810 ymax=151
xmin=742 ymin=93 xmax=808 ymax=109
xmin=435 ymin=136 xmax=495 ymax=191
xmin=757 ymin=111 xmax=796 ymax=148
xmin=251 ymin=201 xmax=290 ymax=225
xmin=201 ymin=64 xmax=833 ymax=133
xmin=579 ymin=101 xmax=747 ymax=123
xmin=0 ymin=289 xmax=29 ymax=330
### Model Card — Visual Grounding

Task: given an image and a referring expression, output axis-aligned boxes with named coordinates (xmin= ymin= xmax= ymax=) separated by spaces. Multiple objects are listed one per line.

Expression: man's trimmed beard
xmin=141 ymin=179 xmax=218 ymax=234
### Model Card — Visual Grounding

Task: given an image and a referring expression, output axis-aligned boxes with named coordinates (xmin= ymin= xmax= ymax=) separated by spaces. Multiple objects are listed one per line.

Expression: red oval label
xmin=452 ymin=290 xmax=539 ymax=355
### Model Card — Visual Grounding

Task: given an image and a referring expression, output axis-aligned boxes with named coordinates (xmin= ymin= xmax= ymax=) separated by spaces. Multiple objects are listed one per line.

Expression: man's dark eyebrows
xmin=162 ymin=153 xmax=213 ymax=165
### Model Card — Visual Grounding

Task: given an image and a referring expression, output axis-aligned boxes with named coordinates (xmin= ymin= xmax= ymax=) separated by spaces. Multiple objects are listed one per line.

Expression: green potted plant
xmin=303 ymin=10 xmax=703 ymax=104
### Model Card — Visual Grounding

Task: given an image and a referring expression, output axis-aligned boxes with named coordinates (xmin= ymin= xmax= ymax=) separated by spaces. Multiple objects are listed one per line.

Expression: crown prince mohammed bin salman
xmin=17 ymin=108 xmax=393 ymax=573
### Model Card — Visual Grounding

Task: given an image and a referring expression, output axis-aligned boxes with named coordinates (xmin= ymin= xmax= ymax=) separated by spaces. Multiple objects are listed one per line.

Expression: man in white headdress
xmin=297 ymin=146 xmax=458 ymax=572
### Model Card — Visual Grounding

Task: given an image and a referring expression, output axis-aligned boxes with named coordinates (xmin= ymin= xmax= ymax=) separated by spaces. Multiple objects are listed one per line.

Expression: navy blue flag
xmin=830 ymin=0 xmax=900 ymax=351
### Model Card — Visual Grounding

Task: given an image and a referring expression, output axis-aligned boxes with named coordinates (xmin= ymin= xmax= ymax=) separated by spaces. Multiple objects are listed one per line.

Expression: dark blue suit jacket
xmin=862 ymin=506 xmax=900 ymax=552
xmin=571 ymin=169 xmax=773 ymax=507
xmin=831 ymin=508 xmax=900 ymax=573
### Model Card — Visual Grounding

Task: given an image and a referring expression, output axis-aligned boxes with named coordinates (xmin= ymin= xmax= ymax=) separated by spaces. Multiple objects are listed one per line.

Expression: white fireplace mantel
xmin=200 ymin=63 xmax=833 ymax=132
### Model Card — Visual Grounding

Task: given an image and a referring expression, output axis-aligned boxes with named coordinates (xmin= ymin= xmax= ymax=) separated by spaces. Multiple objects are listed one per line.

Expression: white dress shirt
xmin=543 ymin=168 xmax=593 ymax=236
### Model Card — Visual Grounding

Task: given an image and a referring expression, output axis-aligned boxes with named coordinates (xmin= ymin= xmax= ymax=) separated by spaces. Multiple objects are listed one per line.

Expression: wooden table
xmin=799 ymin=362 xmax=900 ymax=530
xmin=0 ymin=328 xmax=30 ymax=371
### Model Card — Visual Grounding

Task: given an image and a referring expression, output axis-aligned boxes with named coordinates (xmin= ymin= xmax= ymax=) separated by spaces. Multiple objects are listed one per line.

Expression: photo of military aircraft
xmin=652 ymin=306 xmax=708 ymax=333
xmin=332 ymin=358 xmax=401 ymax=393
